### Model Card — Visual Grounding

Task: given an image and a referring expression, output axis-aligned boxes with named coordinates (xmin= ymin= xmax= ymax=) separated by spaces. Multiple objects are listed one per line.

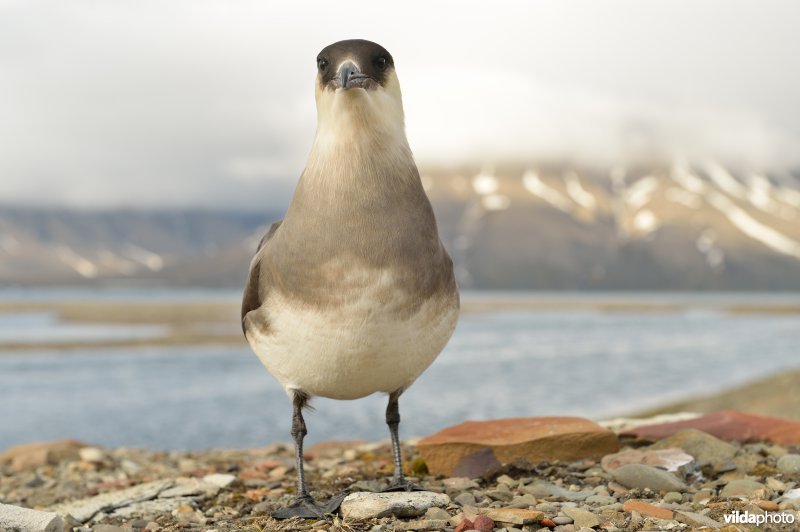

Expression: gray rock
xmin=158 ymin=478 xmax=219 ymax=498
xmin=92 ymin=526 xmax=126 ymax=532
xmin=486 ymin=488 xmax=514 ymax=502
xmin=552 ymin=515 xmax=574 ymax=525
xmin=585 ymin=495 xmax=615 ymax=505
xmin=340 ymin=491 xmax=450 ymax=520
xmin=649 ymin=429 xmax=736 ymax=469
xmin=508 ymin=494 xmax=537 ymax=508
xmin=394 ymin=519 xmax=450 ymax=531
xmin=442 ymin=477 xmax=480 ymax=491
xmin=611 ymin=464 xmax=687 ymax=492
xmin=674 ymin=510 xmax=722 ymax=529
xmin=522 ymin=480 xmax=594 ymax=501
xmin=109 ymin=497 xmax=196 ymax=518
xmin=424 ymin=506 xmax=451 ymax=520
xmin=454 ymin=492 xmax=477 ymax=506
xmin=50 ymin=480 xmax=173 ymax=523
xmin=663 ymin=491 xmax=683 ymax=504
xmin=719 ymin=479 xmax=770 ymax=499
xmin=0 ymin=503 xmax=64 ymax=532
xmin=601 ymin=448 xmax=695 ymax=476
xmin=777 ymin=454 xmax=800 ymax=474
xmin=535 ymin=502 xmax=559 ymax=513
xmin=562 ymin=507 xmax=600 ymax=528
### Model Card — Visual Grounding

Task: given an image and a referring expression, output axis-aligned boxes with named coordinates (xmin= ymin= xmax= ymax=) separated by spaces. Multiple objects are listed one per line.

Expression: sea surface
xmin=0 ymin=290 xmax=798 ymax=450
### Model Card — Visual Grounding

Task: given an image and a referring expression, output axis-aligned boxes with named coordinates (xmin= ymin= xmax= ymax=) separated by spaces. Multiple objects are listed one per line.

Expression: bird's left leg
xmin=272 ymin=391 xmax=345 ymax=519
xmin=381 ymin=389 xmax=425 ymax=492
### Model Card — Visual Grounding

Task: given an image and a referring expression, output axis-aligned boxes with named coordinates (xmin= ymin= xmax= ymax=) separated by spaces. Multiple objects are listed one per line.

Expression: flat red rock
xmin=417 ymin=417 xmax=619 ymax=477
xmin=620 ymin=410 xmax=800 ymax=445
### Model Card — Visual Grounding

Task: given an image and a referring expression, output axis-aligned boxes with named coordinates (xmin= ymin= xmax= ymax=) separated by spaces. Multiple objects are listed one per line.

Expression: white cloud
xmin=0 ymin=0 xmax=798 ymax=208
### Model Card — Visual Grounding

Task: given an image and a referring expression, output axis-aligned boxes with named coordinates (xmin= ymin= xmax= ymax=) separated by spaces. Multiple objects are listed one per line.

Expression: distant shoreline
xmin=0 ymin=293 xmax=799 ymax=351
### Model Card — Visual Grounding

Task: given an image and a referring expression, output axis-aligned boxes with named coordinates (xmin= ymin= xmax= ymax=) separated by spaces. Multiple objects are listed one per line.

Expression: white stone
xmin=202 ymin=473 xmax=237 ymax=488
xmin=50 ymin=480 xmax=173 ymax=523
xmin=784 ymin=488 xmax=800 ymax=500
xmin=340 ymin=491 xmax=450 ymax=520
xmin=78 ymin=447 xmax=105 ymax=463
xmin=0 ymin=502 xmax=64 ymax=532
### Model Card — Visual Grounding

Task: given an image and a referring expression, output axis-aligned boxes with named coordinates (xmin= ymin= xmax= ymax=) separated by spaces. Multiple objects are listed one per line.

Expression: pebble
xmin=424 ymin=506 xmax=451 ymax=520
xmin=674 ymin=510 xmax=723 ymax=528
xmin=601 ymin=448 xmax=695 ymax=476
xmin=561 ymin=507 xmax=600 ymax=528
xmin=481 ymin=508 xmax=544 ymax=525
xmin=610 ymin=464 xmax=687 ymax=492
xmin=508 ymin=494 xmax=537 ymax=508
xmin=777 ymin=454 xmax=800 ymax=474
xmin=649 ymin=428 xmax=737 ymax=468
xmin=0 ymin=421 xmax=796 ymax=531
xmin=340 ymin=491 xmax=450 ymax=519
xmin=395 ymin=518 xmax=451 ymax=531
xmin=454 ymin=492 xmax=477 ymax=506
xmin=584 ymin=495 xmax=615 ymax=505
xmin=486 ymin=488 xmax=514 ymax=502
xmin=719 ymin=479 xmax=771 ymax=499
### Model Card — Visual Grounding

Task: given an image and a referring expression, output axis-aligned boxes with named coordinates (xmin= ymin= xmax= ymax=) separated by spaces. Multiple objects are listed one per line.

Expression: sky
xmin=1 ymin=0 xmax=799 ymax=210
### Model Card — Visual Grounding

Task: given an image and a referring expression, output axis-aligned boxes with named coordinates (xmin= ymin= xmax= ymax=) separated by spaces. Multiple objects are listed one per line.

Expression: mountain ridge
xmin=1 ymin=162 xmax=799 ymax=290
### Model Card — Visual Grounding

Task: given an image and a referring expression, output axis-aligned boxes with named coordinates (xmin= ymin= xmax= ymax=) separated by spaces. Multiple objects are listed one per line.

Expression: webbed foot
xmin=270 ymin=491 xmax=350 ymax=520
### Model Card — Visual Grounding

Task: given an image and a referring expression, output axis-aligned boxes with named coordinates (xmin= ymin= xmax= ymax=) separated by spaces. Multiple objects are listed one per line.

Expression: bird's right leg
xmin=271 ymin=391 xmax=331 ymax=519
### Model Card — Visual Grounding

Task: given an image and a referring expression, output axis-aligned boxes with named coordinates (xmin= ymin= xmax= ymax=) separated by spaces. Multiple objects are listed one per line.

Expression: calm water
xmin=0 ymin=293 xmax=798 ymax=450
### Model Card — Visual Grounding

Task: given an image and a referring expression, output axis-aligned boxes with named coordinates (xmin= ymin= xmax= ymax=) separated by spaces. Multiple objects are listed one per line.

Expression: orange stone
xmin=540 ymin=517 xmax=557 ymax=527
xmin=757 ymin=499 xmax=779 ymax=511
xmin=0 ymin=439 xmax=87 ymax=471
xmin=621 ymin=410 xmax=800 ymax=445
xmin=623 ymin=499 xmax=674 ymax=520
xmin=417 ymin=417 xmax=619 ymax=477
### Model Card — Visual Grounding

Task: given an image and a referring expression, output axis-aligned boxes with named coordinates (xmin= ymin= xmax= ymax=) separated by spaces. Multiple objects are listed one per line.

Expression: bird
xmin=240 ymin=39 xmax=460 ymax=519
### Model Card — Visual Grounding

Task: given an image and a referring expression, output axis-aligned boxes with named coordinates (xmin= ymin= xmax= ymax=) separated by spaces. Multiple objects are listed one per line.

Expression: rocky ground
xmin=2 ymin=412 xmax=800 ymax=532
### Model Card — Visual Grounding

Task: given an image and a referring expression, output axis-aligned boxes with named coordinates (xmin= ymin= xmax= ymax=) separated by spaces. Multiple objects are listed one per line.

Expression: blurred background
xmin=1 ymin=0 xmax=798 ymax=450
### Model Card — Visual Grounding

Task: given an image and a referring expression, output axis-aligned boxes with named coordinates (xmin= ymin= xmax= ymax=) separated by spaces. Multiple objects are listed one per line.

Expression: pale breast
xmin=244 ymin=266 xmax=459 ymax=400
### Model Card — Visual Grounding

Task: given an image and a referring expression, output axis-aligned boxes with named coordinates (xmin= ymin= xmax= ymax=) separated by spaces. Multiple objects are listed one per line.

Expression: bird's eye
xmin=374 ymin=56 xmax=387 ymax=71
xmin=317 ymin=58 xmax=328 ymax=71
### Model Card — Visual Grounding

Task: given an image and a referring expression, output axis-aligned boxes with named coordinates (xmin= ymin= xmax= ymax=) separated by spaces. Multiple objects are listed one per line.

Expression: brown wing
xmin=240 ymin=220 xmax=282 ymax=334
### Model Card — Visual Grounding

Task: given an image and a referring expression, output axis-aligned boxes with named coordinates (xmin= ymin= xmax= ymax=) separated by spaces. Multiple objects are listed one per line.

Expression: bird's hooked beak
xmin=336 ymin=61 xmax=372 ymax=90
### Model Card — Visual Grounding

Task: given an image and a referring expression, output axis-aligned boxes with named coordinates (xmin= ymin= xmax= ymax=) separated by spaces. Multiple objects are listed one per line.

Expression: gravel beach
xmin=2 ymin=412 xmax=799 ymax=532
